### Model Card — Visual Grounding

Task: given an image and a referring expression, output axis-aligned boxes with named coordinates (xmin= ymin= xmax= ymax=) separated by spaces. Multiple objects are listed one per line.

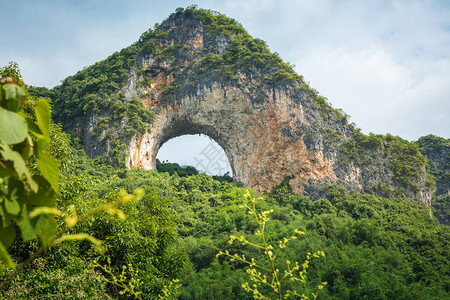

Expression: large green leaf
xmin=0 ymin=142 xmax=38 ymax=192
xmin=35 ymin=98 xmax=51 ymax=140
xmin=36 ymin=151 xmax=59 ymax=193
xmin=0 ymin=240 xmax=16 ymax=274
xmin=0 ymin=203 xmax=14 ymax=228
xmin=28 ymin=175 xmax=57 ymax=206
xmin=26 ymin=117 xmax=45 ymax=140
xmin=38 ymin=216 xmax=56 ymax=246
xmin=4 ymin=195 xmax=20 ymax=216
xmin=1 ymin=177 xmax=24 ymax=217
xmin=0 ymin=222 xmax=16 ymax=249
xmin=0 ymin=109 xmax=27 ymax=144
xmin=19 ymin=204 xmax=47 ymax=241
xmin=0 ymin=83 xmax=24 ymax=112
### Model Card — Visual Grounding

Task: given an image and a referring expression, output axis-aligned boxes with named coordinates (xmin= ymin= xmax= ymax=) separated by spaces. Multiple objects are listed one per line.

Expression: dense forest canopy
xmin=2 ymin=144 xmax=449 ymax=298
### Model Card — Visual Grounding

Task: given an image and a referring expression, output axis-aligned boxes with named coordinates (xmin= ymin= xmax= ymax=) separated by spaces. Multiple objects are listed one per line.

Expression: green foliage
xmin=0 ymin=65 xmax=160 ymax=300
xmin=156 ymin=159 xmax=199 ymax=176
xmin=0 ymin=73 xmax=59 ymax=275
xmin=158 ymin=171 xmax=447 ymax=299
xmin=51 ymin=44 xmax=155 ymax=166
xmin=386 ymin=135 xmax=432 ymax=190
xmin=57 ymin=185 xmax=188 ymax=298
xmin=180 ymin=260 xmax=250 ymax=299
xmin=218 ymin=190 xmax=327 ymax=299
xmin=24 ymin=152 xmax=190 ymax=298
xmin=0 ymin=62 xmax=24 ymax=85
xmin=212 ymin=172 xmax=234 ymax=183
xmin=187 ymin=6 xmax=247 ymax=37
xmin=132 ymin=6 xmax=301 ymax=87
xmin=1 ymin=257 xmax=108 ymax=299
xmin=92 ymin=257 xmax=143 ymax=299
xmin=4 ymin=135 xmax=448 ymax=299
xmin=27 ymin=85 xmax=54 ymax=99
xmin=190 ymin=8 xmax=300 ymax=83
xmin=432 ymin=195 xmax=450 ymax=225
xmin=79 ymin=164 xmax=444 ymax=298
xmin=270 ymin=176 xmax=294 ymax=205
xmin=416 ymin=135 xmax=449 ymax=219
xmin=0 ymin=109 xmax=27 ymax=143
xmin=341 ymin=131 xmax=434 ymax=197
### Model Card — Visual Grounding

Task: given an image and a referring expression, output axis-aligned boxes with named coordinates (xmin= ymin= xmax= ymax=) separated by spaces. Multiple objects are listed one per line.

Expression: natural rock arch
xmin=156 ymin=134 xmax=232 ymax=176
xmin=126 ymin=82 xmax=336 ymax=193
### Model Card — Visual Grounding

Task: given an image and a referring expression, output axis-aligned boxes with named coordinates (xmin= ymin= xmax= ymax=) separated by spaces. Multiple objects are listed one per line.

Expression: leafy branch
xmin=92 ymin=257 xmax=143 ymax=300
xmin=0 ymin=70 xmax=144 ymax=291
xmin=217 ymin=190 xmax=327 ymax=299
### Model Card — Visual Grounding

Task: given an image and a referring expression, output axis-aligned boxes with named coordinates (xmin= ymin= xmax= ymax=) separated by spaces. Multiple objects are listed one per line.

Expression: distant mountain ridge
xmin=48 ymin=6 xmax=434 ymax=205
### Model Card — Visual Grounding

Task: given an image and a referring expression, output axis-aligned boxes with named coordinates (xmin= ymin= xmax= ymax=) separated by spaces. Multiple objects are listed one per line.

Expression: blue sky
xmin=1 ymin=0 xmax=449 ymax=174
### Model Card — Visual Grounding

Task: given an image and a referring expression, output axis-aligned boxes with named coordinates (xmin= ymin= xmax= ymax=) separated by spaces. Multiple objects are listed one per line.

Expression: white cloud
xmin=294 ymin=42 xmax=450 ymax=140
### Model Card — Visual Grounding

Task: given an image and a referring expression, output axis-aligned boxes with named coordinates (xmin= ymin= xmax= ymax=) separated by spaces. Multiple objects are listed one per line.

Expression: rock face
xmin=53 ymin=7 xmax=434 ymax=205
xmin=416 ymin=135 xmax=450 ymax=197
xmin=128 ymin=82 xmax=343 ymax=194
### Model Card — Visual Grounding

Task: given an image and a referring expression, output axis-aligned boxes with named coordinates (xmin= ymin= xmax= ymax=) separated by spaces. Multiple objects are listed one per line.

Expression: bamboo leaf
xmin=38 ymin=216 xmax=57 ymax=246
xmin=4 ymin=195 xmax=20 ymax=216
xmin=35 ymin=98 xmax=51 ymax=140
xmin=36 ymin=152 xmax=59 ymax=193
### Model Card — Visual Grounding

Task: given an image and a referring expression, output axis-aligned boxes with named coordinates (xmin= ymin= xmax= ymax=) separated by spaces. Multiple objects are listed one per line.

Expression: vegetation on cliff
xmin=416 ymin=135 xmax=449 ymax=196
xmin=49 ymin=42 xmax=154 ymax=167
xmin=2 ymin=143 xmax=449 ymax=298
xmin=339 ymin=131 xmax=435 ymax=200
xmin=47 ymin=6 xmax=330 ymax=167
xmin=416 ymin=135 xmax=450 ymax=225
xmin=137 ymin=5 xmax=300 ymax=83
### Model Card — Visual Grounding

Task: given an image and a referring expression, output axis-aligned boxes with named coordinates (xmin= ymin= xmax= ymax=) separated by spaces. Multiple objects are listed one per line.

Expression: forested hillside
xmin=1 ymin=142 xmax=449 ymax=298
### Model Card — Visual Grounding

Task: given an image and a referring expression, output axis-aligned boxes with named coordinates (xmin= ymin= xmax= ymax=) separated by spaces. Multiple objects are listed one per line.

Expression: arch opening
xmin=156 ymin=134 xmax=233 ymax=177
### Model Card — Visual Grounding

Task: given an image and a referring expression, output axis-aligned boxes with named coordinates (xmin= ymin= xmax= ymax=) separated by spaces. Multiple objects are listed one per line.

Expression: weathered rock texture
xmin=416 ymin=135 xmax=450 ymax=197
xmin=128 ymin=82 xmax=341 ymax=191
xmin=53 ymin=8 xmax=434 ymax=205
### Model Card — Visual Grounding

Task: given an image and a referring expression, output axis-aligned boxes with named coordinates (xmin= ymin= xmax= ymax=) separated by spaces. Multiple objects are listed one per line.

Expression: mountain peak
xmin=137 ymin=6 xmax=257 ymax=60
xmin=51 ymin=6 xmax=434 ymax=205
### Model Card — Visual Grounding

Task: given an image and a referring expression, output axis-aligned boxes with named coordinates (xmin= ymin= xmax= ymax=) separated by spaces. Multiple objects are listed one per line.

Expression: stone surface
xmin=127 ymin=82 xmax=340 ymax=195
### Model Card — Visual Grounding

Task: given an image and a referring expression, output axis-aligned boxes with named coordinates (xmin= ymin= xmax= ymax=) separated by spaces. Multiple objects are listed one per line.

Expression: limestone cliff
xmin=52 ymin=7 xmax=434 ymax=205
xmin=416 ymin=135 xmax=449 ymax=197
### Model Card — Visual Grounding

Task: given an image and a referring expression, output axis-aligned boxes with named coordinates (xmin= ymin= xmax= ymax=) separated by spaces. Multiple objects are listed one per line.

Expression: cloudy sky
xmin=1 ymin=0 xmax=449 ymax=174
